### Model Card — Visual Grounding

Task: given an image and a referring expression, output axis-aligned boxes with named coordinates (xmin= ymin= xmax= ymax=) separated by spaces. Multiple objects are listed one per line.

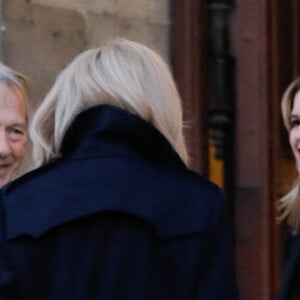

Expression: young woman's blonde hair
xmin=278 ymin=78 xmax=300 ymax=231
xmin=30 ymin=38 xmax=188 ymax=167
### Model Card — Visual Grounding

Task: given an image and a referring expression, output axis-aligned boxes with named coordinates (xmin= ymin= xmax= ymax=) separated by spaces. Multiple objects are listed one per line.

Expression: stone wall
xmin=2 ymin=0 xmax=170 ymax=109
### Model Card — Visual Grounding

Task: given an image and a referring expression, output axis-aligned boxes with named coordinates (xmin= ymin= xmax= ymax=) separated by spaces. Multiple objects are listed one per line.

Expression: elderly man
xmin=0 ymin=63 xmax=28 ymax=187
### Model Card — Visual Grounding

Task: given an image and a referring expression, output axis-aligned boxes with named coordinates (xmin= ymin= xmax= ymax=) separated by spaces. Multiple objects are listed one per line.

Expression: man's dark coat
xmin=0 ymin=105 xmax=238 ymax=299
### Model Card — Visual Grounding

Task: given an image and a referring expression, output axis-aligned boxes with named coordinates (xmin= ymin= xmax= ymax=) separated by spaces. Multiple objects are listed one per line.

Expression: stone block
xmin=31 ymin=0 xmax=116 ymax=15
xmin=115 ymin=0 xmax=169 ymax=24
xmin=31 ymin=0 xmax=169 ymax=24
xmin=87 ymin=14 xmax=170 ymax=60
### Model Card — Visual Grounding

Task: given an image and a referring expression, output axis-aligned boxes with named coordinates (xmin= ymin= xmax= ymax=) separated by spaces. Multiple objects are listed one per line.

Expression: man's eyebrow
xmin=8 ymin=122 xmax=27 ymax=128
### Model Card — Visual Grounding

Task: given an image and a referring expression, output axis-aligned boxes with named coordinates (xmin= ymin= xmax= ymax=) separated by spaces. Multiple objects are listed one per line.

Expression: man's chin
xmin=0 ymin=177 xmax=10 ymax=188
xmin=0 ymin=170 xmax=16 ymax=188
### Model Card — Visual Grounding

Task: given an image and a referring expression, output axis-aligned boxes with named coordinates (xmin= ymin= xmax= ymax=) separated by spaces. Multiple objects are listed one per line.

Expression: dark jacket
xmin=0 ymin=105 xmax=238 ymax=300
xmin=278 ymin=229 xmax=300 ymax=300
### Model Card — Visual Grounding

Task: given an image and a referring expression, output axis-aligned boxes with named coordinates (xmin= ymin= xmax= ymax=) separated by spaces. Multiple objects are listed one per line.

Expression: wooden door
xmin=171 ymin=0 xmax=300 ymax=299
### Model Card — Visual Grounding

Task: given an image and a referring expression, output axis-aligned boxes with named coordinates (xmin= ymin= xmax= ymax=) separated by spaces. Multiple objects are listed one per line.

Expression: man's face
xmin=0 ymin=82 xmax=27 ymax=187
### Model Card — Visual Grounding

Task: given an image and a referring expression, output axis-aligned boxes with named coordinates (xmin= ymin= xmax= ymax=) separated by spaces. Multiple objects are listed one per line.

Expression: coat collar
xmin=1 ymin=105 xmax=219 ymax=240
xmin=60 ymin=104 xmax=186 ymax=168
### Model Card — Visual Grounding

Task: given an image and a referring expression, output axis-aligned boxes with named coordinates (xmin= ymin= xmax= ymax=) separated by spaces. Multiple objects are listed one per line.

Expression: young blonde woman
xmin=0 ymin=39 xmax=238 ymax=300
xmin=278 ymin=78 xmax=300 ymax=300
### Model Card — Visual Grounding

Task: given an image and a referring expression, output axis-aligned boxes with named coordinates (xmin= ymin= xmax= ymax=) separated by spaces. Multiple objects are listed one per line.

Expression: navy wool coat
xmin=278 ymin=229 xmax=300 ymax=300
xmin=0 ymin=105 xmax=238 ymax=300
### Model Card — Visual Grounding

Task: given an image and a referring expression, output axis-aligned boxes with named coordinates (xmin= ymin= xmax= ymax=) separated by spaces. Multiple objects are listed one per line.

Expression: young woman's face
xmin=290 ymin=91 xmax=300 ymax=171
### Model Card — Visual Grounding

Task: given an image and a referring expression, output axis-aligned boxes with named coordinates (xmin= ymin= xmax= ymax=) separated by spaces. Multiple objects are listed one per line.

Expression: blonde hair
xmin=30 ymin=38 xmax=188 ymax=167
xmin=278 ymin=78 xmax=300 ymax=231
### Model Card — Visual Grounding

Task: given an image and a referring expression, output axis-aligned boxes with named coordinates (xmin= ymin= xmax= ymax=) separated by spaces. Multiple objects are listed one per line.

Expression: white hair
xmin=0 ymin=62 xmax=29 ymax=110
xmin=30 ymin=38 xmax=189 ymax=167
